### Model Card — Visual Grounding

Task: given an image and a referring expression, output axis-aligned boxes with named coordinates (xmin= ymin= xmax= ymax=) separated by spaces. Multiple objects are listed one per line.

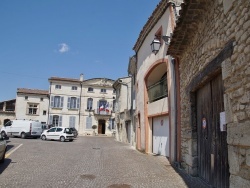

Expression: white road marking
xmin=5 ymin=144 xmax=23 ymax=158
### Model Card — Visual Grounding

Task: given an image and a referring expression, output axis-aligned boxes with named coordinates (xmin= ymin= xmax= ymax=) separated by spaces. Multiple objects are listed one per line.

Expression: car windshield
xmin=65 ymin=128 xmax=72 ymax=134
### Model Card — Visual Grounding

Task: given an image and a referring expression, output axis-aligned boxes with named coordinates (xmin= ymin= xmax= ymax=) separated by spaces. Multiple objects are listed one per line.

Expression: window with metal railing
xmin=147 ymin=76 xmax=168 ymax=103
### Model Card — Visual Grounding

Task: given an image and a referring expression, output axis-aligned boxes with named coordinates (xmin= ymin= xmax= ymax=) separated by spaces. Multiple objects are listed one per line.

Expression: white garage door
xmin=152 ymin=116 xmax=169 ymax=157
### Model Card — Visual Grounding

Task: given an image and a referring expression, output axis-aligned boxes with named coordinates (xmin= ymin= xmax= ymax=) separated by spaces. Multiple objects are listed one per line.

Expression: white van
xmin=0 ymin=120 xmax=43 ymax=139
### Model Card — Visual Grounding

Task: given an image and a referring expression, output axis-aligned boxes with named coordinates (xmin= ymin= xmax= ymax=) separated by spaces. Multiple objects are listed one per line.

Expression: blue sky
xmin=0 ymin=0 xmax=160 ymax=101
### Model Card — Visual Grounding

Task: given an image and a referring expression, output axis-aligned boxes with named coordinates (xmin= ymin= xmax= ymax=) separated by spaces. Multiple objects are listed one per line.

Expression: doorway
xmin=98 ymin=120 xmax=106 ymax=134
xmin=196 ymin=74 xmax=229 ymax=187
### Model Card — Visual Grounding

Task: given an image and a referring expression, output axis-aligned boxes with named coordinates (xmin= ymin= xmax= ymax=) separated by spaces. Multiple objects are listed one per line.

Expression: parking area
xmin=0 ymin=136 xmax=207 ymax=188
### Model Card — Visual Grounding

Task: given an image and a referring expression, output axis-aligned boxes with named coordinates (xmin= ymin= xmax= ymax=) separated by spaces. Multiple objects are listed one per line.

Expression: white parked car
xmin=41 ymin=127 xmax=74 ymax=142
xmin=0 ymin=134 xmax=8 ymax=163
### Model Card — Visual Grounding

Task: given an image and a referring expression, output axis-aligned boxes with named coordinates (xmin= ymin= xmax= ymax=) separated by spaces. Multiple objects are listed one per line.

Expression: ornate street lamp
xmin=150 ymin=38 xmax=161 ymax=54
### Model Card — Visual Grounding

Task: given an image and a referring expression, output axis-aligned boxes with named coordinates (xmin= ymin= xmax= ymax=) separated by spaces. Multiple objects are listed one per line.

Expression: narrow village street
xmin=0 ymin=136 xmax=208 ymax=188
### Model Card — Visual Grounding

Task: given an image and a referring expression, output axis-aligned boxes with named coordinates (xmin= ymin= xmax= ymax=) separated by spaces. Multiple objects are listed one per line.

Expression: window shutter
xmin=50 ymin=96 xmax=54 ymax=107
xmin=109 ymin=118 xmax=112 ymax=130
xmin=90 ymin=98 xmax=93 ymax=110
xmin=73 ymin=116 xmax=76 ymax=128
xmin=67 ymin=97 xmax=71 ymax=109
xmin=49 ymin=115 xmax=53 ymax=124
xmin=60 ymin=97 xmax=64 ymax=108
xmin=77 ymin=98 xmax=80 ymax=109
xmin=97 ymin=101 xmax=99 ymax=113
xmin=59 ymin=116 xmax=62 ymax=127
xmin=69 ymin=116 xmax=72 ymax=127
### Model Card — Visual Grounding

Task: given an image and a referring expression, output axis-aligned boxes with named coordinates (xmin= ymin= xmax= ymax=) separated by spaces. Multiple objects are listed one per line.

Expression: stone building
xmin=0 ymin=99 xmax=15 ymax=126
xmin=113 ymin=77 xmax=133 ymax=145
xmin=16 ymin=88 xmax=49 ymax=124
xmin=48 ymin=75 xmax=116 ymax=136
xmin=167 ymin=0 xmax=250 ymax=187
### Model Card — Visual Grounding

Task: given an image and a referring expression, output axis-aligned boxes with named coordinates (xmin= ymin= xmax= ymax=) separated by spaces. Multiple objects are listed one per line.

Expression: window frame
xmin=55 ymin=85 xmax=61 ymax=89
xmin=88 ymin=87 xmax=94 ymax=92
xmin=87 ymin=98 xmax=93 ymax=110
xmin=27 ymin=103 xmax=39 ymax=115
xmin=71 ymin=86 xmax=77 ymax=91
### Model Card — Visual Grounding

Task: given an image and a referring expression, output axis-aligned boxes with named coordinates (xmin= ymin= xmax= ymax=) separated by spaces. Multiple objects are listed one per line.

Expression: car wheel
xmin=21 ymin=132 xmax=26 ymax=139
xmin=41 ymin=135 xmax=46 ymax=141
xmin=60 ymin=136 xmax=65 ymax=142
xmin=1 ymin=131 xmax=6 ymax=137
xmin=0 ymin=149 xmax=6 ymax=163
xmin=69 ymin=139 xmax=73 ymax=142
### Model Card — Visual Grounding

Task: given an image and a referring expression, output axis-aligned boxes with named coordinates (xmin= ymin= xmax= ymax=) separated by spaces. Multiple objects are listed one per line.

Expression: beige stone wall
xmin=178 ymin=0 xmax=250 ymax=185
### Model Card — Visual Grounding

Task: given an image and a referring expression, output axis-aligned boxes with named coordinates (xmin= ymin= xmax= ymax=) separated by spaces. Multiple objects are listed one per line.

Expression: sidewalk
xmin=150 ymin=154 xmax=210 ymax=188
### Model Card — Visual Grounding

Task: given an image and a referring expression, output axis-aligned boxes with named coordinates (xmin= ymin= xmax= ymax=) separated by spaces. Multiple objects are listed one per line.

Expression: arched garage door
xmin=152 ymin=116 xmax=169 ymax=157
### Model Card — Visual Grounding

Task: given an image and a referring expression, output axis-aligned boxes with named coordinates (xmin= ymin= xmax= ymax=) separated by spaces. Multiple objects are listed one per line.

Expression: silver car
xmin=0 ymin=134 xmax=8 ymax=163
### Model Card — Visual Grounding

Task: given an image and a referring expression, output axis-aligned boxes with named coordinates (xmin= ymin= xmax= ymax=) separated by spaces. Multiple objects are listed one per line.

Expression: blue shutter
xmin=97 ymin=101 xmax=99 ymax=113
xmin=77 ymin=98 xmax=80 ymax=109
xmin=73 ymin=116 xmax=76 ymax=128
xmin=59 ymin=116 xmax=62 ymax=127
xmin=60 ymin=97 xmax=64 ymax=108
xmin=49 ymin=115 xmax=53 ymax=125
xmin=69 ymin=116 xmax=72 ymax=127
xmin=109 ymin=118 xmax=112 ymax=130
xmin=67 ymin=97 xmax=71 ymax=109
xmin=50 ymin=96 xmax=54 ymax=107
xmin=90 ymin=98 xmax=93 ymax=110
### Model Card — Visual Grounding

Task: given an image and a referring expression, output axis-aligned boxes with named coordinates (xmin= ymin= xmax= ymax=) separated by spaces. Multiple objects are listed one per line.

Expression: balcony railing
xmin=95 ymin=109 xmax=112 ymax=115
xmin=147 ymin=78 xmax=168 ymax=103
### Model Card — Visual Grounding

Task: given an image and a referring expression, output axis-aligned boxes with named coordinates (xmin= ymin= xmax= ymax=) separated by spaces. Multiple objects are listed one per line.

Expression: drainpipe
xmin=78 ymin=82 xmax=82 ymax=131
xmin=47 ymin=82 xmax=52 ymax=124
xmin=79 ymin=74 xmax=84 ymax=132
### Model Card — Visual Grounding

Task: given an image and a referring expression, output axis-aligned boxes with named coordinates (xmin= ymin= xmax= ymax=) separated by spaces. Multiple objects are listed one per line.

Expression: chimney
xmin=80 ymin=74 xmax=84 ymax=82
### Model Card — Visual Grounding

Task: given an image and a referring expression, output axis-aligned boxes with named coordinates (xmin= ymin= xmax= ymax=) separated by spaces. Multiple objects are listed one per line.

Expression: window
xmin=87 ymin=98 xmax=93 ymax=110
xmin=48 ymin=127 xmax=56 ymax=132
xmin=147 ymin=73 xmax=168 ymax=102
xmin=27 ymin=103 xmax=38 ymax=115
xmin=50 ymin=96 xmax=64 ymax=108
xmin=72 ymin=86 xmax=77 ymax=90
xmin=43 ymin=110 xmax=46 ymax=115
xmin=88 ymin=87 xmax=94 ymax=92
xmin=55 ymin=85 xmax=61 ymax=89
xmin=101 ymin=88 xmax=106 ymax=93
xmin=25 ymin=96 xmax=28 ymax=100
xmin=108 ymin=118 xmax=115 ymax=130
xmin=86 ymin=117 xmax=92 ymax=129
xmin=40 ymin=98 xmax=43 ymax=101
xmin=69 ymin=116 xmax=76 ymax=128
xmin=56 ymin=128 xmax=63 ymax=132
xmin=97 ymin=100 xmax=108 ymax=114
xmin=67 ymin=97 xmax=80 ymax=109
xmin=49 ymin=115 xmax=62 ymax=127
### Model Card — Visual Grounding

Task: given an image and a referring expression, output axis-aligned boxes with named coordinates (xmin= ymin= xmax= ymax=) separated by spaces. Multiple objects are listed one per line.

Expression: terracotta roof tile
xmin=17 ymin=88 xmax=49 ymax=95
xmin=48 ymin=77 xmax=80 ymax=83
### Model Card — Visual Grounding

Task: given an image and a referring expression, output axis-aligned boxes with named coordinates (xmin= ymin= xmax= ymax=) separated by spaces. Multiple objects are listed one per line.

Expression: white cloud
xmin=58 ymin=43 xmax=70 ymax=53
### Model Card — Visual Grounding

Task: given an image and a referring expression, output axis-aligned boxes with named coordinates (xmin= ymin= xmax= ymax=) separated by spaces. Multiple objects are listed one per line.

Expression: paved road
xmin=0 ymin=136 xmax=190 ymax=188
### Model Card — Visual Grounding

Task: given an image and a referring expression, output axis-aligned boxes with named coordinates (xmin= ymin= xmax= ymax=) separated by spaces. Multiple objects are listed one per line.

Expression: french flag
xmin=99 ymin=105 xmax=104 ymax=111
xmin=105 ymin=102 xmax=109 ymax=112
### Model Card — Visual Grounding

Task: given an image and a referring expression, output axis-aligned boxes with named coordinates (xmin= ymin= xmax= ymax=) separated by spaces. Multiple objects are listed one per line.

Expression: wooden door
xmin=196 ymin=74 xmax=229 ymax=187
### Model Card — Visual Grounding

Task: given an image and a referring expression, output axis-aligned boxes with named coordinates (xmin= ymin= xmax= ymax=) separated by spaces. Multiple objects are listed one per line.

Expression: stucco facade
xmin=48 ymin=75 xmax=116 ymax=136
xmin=113 ymin=77 xmax=133 ymax=144
xmin=16 ymin=89 xmax=49 ymax=123
xmin=133 ymin=0 xmax=181 ymax=161
xmin=168 ymin=0 xmax=250 ymax=187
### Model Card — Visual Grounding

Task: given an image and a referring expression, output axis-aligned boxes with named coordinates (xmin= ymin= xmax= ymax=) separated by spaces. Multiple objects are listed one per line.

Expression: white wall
xmin=136 ymin=9 xmax=173 ymax=151
xmin=16 ymin=94 xmax=49 ymax=123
